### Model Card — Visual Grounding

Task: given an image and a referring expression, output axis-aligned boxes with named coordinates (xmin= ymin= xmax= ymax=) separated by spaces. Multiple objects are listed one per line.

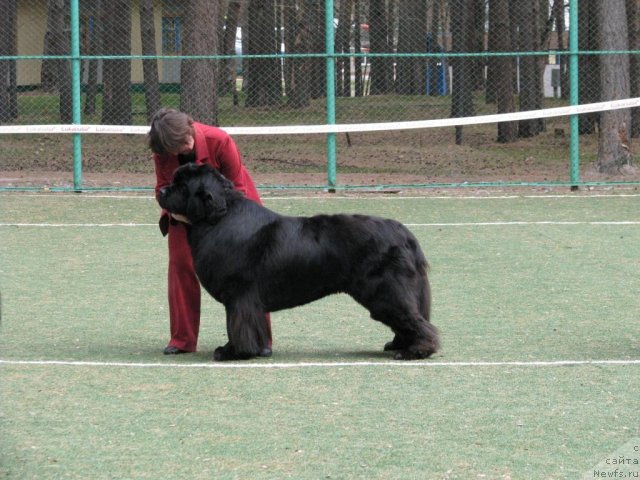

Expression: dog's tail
xmin=421 ymin=270 xmax=432 ymax=323
xmin=413 ymin=242 xmax=431 ymax=323
xmin=418 ymin=259 xmax=440 ymax=355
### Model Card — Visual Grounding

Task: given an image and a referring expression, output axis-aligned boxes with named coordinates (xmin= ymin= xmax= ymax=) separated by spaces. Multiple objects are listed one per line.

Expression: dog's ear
xmin=199 ymin=188 xmax=228 ymax=221
xmin=210 ymin=168 xmax=235 ymax=191
xmin=185 ymin=189 xmax=208 ymax=222
xmin=186 ymin=188 xmax=227 ymax=222
xmin=185 ymin=185 xmax=225 ymax=222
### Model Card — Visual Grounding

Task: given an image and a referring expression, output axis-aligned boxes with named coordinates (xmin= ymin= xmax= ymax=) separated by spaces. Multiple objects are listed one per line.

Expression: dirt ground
xmin=1 ymin=122 xmax=639 ymax=193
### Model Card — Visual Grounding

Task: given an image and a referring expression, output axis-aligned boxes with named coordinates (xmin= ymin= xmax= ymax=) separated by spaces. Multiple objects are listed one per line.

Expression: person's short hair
xmin=147 ymin=108 xmax=195 ymax=155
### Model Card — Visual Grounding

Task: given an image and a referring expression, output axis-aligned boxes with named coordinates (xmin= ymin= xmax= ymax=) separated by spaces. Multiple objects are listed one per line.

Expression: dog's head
xmin=158 ymin=163 xmax=236 ymax=223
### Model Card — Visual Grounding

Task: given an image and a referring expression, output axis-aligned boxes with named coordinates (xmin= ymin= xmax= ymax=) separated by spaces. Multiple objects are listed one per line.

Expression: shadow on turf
xmin=77 ymin=342 xmax=436 ymax=363
xmin=157 ymin=348 xmax=406 ymax=363
xmin=110 ymin=346 xmax=396 ymax=363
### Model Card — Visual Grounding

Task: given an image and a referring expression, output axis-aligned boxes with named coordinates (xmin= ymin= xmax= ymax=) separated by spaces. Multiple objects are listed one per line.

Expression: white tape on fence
xmin=1 ymin=97 xmax=639 ymax=136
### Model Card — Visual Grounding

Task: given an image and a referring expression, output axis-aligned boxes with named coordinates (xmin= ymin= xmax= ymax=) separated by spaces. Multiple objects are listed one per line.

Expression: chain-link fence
xmin=0 ymin=0 xmax=639 ymax=191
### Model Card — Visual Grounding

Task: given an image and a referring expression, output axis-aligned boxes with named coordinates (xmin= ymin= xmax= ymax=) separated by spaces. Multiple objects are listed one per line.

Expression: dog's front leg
xmin=213 ymin=342 xmax=242 ymax=361
xmin=214 ymin=298 xmax=268 ymax=361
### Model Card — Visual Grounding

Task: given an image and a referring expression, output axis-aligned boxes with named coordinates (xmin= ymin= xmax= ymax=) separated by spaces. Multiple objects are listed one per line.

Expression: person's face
xmin=172 ymin=134 xmax=194 ymax=155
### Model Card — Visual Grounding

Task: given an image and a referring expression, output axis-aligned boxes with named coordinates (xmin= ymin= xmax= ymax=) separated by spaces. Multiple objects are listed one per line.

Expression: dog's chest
xmin=188 ymin=223 xmax=257 ymax=274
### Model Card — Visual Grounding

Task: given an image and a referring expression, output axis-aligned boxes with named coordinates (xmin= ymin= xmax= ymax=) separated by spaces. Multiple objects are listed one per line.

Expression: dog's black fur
xmin=158 ymin=163 xmax=439 ymax=361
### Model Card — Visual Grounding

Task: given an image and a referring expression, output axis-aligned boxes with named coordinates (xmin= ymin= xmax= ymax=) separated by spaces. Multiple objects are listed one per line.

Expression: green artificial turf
xmin=1 ymin=192 xmax=639 ymax=479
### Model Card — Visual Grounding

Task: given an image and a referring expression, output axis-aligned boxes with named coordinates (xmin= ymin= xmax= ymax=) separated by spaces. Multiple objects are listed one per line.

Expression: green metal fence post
xmin=568 ymin=0 xmax=580 ymax=189
xmin=325 ymin=0 xmax=337 ymax=192
xmin=70 ymin=0 xmax=82 ymax=191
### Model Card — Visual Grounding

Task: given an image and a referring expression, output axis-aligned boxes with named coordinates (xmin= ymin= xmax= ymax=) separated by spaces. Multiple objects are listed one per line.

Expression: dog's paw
xmin=384 ymin=335 xmax=408 ymax=351
xmin=393 ymin=348 xmax=435 ymax=361
xmin=213 ymin=344 xmax=235 ymax=361
xmin=383 ymin=340 xmax=397 ymax=351
xmin=213 ymin=343 xmax=258 ymax=361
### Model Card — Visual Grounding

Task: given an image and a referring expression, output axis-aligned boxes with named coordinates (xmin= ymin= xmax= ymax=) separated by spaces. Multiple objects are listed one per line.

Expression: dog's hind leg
xmin=372 ymin=308 xmax=439 ymax=360
xmin=392 ymin=320 xmax=439 ymax=360
xmin=393 ymin=276 xmax=439 ymax=360
xmin=214 ymin=295 xmax=269 ymax=361
xmin=383 ymin=334 xmax=410 ymax=352
xmin=363 ymin=281 xmax=438 ymax=360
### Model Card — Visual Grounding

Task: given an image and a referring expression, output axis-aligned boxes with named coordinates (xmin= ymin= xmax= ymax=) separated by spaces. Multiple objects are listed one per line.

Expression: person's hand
xmin=171 ymin=213 xmax=191 ymax=224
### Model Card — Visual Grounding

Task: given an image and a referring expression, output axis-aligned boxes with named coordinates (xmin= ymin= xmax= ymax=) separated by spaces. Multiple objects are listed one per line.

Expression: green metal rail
xmin=70 ymin=0 xmax=82 ymax=190
xmin=568 ymin=0 xmax=580 ymax=189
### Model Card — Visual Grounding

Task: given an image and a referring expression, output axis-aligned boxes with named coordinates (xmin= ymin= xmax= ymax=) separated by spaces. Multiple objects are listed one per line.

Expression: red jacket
xmin=153 ymin=122 xmax=261 ymax=235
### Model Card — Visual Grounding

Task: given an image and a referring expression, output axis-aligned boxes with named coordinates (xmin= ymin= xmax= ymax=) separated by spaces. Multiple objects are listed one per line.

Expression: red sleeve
xmin=214 ymin=136 xmax=247 ymax=194
xmin=195 ymin=124 xmax=262 ymax=205
xmin=212 ymin=134 xmax=262 ymax=204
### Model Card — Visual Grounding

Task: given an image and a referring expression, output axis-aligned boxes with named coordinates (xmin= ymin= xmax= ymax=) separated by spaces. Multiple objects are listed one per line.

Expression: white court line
xmin=406 ymin=221 xmax=640 ymax=227
xmin=1 ymin=358 xmax=639 ymax=369
xmin=1 ymin=221 xmax=640 ymax=228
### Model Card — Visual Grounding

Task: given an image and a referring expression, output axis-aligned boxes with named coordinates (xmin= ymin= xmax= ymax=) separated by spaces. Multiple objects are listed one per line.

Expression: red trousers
xmin=166 ymin=222 xmax=272 ymax=352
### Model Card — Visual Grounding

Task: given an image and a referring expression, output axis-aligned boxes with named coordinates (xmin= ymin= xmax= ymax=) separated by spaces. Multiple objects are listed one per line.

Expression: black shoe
xmin=258 ymin=347 xmax=272 ymax=358
xmin=163 ymin=346 xmax=189 ymax=355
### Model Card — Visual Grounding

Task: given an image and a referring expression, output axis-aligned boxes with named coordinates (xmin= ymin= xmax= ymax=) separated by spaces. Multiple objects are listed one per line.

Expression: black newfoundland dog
xmin=158 ymin=163 xmax=439 ymax=361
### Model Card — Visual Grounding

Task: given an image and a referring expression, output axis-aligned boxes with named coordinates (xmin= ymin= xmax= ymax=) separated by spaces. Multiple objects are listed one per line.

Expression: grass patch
xmin=1 ymin=192 xmax=639 ymax=478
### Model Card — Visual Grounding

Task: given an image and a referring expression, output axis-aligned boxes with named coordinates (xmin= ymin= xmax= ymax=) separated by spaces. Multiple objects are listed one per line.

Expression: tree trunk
xmin=578 ymin=0 xmax=600 ymax=134
xmin=597 ymin=0 xmax=633 ymax=173
xmin=308 ymin=1 xmax=325 ymax=99
xmin=245 ymin=0 xmax=281 ymax=107
xmin=488 ymin=0 xmax=517 ymax=143
xmin=426 ymin=0 xmax=444 ymax=97
xmin=353 ymin=0 xmax=363 ymax=97
xmin=220 ymin=1 xmax=244 ymax=99
xmin=180 ymin=0 xmax=219 ymax=124
xmin=83 ymin=0 xmax=101 ymax=116
xmin=486 ymin=0 xmax=504 ymax=104
xmin=369 ymin=0 xmax=393 ymax=95
xmin=396 ymin=0 xmax=426 ymax=95
xmin=0 ymin=0 xmax=17 ymax=122
xmin=287 ymin=1 xmax=314 ymax=108
xmin=450 ymin=0 xmax=475 ymax=145
xmin=101 ymin=0 xmax=131 ymax=125
xmin=626 ymin=0 xmax=640 ymax=138
xmin=41 ymin=2 xmax=58 ymax=93
xmin=43 ymin=0 xmax=72 ymax=123
xmin=336 ymin=0 xmax=353 ymax=97
xmin=470 ymin=0 xmax=485 ymax=91
xmin=516 ymin=0 xmax=544 ymax=138
xmin=551 ymin=0 xmax=569 ymax=100
xmin=139 ymin=0 xmax=161 ymax=122
xmin=283 ymin=0 xmax=296 ymax=99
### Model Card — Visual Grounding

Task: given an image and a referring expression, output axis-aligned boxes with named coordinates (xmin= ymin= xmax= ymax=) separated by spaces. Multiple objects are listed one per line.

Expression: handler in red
xmin=148 ymin=108 xmax=272 ymax=356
